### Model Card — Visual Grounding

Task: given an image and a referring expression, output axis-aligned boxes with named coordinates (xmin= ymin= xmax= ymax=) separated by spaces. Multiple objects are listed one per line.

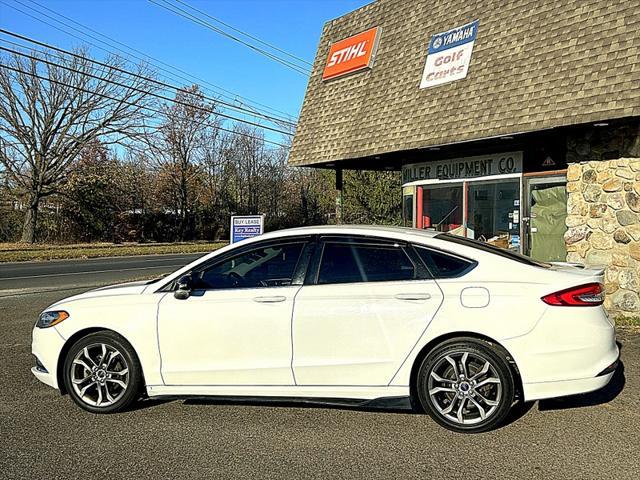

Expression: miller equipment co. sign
xmin=322 ymin=27 xmax=381 ymax=81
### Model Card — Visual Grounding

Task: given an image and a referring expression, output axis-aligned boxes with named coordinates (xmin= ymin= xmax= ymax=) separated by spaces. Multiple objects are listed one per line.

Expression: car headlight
xmin=37 ymin=310 xmax=69 ymax=328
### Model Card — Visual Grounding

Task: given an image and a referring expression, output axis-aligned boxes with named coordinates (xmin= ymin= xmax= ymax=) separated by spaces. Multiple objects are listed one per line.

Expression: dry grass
xmin=0 ymin=241 xmax=227 ymax=262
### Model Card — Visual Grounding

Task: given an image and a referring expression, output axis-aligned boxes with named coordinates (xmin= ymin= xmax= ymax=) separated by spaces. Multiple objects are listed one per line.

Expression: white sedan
xmin=31 ymin=225 xmax=618 ymax=433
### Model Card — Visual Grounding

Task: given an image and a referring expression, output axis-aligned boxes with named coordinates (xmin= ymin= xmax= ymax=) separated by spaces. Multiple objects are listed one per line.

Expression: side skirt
xmin=146 ymin=384 xmax=411 ymax=405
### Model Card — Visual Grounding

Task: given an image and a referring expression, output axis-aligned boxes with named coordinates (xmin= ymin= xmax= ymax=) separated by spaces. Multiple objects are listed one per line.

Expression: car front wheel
xmin=63 ymin=331 xmax=142 ymax=413
xmin=415 ymin=338 xmax=515 ymax=433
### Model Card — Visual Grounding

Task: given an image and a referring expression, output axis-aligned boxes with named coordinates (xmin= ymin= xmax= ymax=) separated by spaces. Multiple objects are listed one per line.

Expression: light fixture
xmin=429 ymin=147 xmax=441 ymax=151
xmin=593 ymin=122 xmax=608 ymax=127
xmin=500 ymin=136 xmax=514 ymax=140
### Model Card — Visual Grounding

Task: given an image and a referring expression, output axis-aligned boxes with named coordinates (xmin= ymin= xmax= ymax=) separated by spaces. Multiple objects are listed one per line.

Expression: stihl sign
xmin=322 ymin=27 xmax=380 ymax=81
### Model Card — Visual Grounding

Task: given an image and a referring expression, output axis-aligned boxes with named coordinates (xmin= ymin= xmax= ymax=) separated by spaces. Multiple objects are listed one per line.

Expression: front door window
xmin=526 ymin=180 xmax=567 ymax=262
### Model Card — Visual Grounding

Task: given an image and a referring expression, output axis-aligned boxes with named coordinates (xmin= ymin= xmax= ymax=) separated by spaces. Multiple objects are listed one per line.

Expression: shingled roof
xmin=289 ymin=0 xmax=640 ymax=167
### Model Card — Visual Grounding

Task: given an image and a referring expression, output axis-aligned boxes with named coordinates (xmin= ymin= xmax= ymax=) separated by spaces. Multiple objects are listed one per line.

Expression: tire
xmin=63 ymin=331 xmax=142 ymax=413
xmin=415 ymin=337 xmax=515 ymax=433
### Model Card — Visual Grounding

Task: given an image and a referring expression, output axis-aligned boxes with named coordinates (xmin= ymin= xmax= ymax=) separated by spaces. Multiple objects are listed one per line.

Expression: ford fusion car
xmin=31 ymin=225 xmax=618 ymax=433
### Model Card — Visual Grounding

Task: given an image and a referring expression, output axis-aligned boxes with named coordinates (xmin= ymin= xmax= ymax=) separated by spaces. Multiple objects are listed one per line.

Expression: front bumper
xmin=31 ymin=325 xmax=66 ymax=390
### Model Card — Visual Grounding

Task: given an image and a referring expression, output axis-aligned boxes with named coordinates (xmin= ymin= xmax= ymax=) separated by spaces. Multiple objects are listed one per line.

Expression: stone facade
xmin=564 ymin=159 xmax=640 ymax=316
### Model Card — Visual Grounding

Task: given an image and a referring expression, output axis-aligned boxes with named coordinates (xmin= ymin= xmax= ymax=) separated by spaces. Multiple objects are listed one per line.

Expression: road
xmin=0 ymin=267 xmax=639 ymax=478
xmin=0 ymin=253 xmax=205 ymax=293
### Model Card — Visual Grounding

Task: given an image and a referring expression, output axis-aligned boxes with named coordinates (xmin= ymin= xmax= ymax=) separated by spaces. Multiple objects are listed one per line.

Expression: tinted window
xmin=197 ymin=242 xmax=304 ymax=289
xmin=318 ymin=243 xmax=415 ymax=284
xmin=415 ymin=246 xmax=475 ymax=278
xmin=436 ymin=233 xmax=552 ymax=268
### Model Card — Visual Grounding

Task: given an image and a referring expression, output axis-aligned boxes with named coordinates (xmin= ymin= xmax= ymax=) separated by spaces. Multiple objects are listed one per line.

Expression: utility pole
xmin=335 ymin=168 xmax=343 ymax=224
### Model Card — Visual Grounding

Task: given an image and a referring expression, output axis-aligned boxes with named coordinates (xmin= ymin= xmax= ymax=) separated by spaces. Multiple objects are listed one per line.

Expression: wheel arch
xmin=408 ymin=332 xmax=524 ymax=403
xmin=56 ymin=327 xmax=144 ymax=395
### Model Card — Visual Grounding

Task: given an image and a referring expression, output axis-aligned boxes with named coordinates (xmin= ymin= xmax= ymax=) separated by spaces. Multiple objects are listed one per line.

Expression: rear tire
xmin=415 ymin=338 xmax=515 ymax=433
xmin=63 ymin=331 xmax=142 ymax=413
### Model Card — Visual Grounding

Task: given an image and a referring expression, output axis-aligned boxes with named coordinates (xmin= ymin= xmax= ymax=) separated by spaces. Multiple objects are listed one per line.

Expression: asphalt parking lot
xmin=1 ymin=286 xmax=639 ymax=479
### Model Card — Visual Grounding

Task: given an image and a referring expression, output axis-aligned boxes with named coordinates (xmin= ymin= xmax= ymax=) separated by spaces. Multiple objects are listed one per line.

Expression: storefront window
xmin=467 ymin=179 xmax=520 ymax=251
xmin=420 ymin=185 xmax=464 ymax=234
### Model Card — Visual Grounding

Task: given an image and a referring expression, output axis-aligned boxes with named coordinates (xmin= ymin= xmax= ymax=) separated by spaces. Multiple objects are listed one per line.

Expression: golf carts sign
xmin=420 ymin=20 xmax=479 ymax=89
xmin=230 ymin=215 xmax=264 ymax=244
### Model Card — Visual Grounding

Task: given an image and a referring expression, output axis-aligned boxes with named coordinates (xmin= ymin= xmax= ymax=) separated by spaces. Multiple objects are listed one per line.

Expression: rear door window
xmin=317 ymin=242 xmax=416 ymax=284
xmin=414 ymin=246 xmax=476 ymax=278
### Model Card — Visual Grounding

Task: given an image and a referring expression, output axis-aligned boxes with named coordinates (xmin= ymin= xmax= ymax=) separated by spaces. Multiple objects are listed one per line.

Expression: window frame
xmin=306 ymin=234 xmax=430 ymax=286
xmin=161 ymin=236 xmax=314 ymax=292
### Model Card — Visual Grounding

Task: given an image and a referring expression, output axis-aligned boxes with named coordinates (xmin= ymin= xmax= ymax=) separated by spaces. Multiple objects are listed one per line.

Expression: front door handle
xmin=253 ymin=295 xmax=286 ymax=303
xmin=395 ymin=293 xmax=431 ymax=301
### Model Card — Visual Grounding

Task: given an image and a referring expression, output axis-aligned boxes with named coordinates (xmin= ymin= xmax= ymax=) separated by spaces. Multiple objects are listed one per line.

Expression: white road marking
xmin=1 ymin=264 xmax=185 ymax=280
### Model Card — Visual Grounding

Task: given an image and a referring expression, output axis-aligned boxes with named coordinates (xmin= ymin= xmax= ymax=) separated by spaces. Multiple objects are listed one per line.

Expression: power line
xmin=0 ymin=46 xmax=293 ymax=137
xmin=2 ymin=0 xmax=298 ymax=122
xmin=0 ymin=63 xmax=290 ymax=149
xmin=149 ymin=0 xmax=311 ymax=76
xmin=18 ymin=0 xmax=298 ymax=120
xmin=0 ymin=29 xmax=297 ymax=129
xmin=169 ymin=0 xmax=312 ymax=67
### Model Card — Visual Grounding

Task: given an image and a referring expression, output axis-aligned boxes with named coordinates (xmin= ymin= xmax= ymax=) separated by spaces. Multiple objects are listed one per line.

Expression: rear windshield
xmin=436 ymin=233 xmax=552 ymax=269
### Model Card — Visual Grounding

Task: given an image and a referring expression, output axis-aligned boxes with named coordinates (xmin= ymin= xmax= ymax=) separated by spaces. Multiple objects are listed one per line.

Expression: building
xmin=289 ymin=0 xmax=640 ymax=317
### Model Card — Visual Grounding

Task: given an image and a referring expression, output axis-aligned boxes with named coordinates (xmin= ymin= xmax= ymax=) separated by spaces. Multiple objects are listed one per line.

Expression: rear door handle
xmin=253 ymin=295 xmax=286 ymax=303
xmin=395 ymin=293 xmax=431 ymax=301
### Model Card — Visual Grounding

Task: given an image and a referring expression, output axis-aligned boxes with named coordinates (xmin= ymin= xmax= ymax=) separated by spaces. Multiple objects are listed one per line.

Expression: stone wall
xmin=564 ymin=158 xmax=640 ymax=317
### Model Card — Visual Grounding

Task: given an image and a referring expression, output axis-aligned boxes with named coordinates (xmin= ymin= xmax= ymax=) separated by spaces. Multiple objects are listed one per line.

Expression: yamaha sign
xmin=420 ymin=20 xmax=479 ymax=89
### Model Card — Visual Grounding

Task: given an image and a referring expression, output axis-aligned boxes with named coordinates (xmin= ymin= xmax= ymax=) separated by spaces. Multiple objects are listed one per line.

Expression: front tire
xmin=63 ymin=331 xmax=142 ymax=413
xmin=415 ymin=338 xmax=515 ymax=433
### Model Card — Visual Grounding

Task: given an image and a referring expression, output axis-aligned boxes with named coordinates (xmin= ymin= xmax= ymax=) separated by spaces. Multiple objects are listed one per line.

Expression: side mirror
xmin=174 ymin=274 xmax=193 ymax=300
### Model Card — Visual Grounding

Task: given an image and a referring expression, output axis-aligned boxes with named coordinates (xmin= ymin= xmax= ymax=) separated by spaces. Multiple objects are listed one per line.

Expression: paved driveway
xmin=1 ymin=288 xmax=638 ymax=479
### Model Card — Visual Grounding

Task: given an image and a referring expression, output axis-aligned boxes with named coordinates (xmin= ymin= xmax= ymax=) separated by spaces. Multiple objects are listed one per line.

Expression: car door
xmin=292 ymin=236 xmax=444 ymax=386
xmin=157 ymin=238 xmax=311 ymax=386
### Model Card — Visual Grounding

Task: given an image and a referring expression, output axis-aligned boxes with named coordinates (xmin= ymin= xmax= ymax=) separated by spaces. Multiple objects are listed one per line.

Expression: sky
xmin=0 ymin=0 xmax=370 ymax=145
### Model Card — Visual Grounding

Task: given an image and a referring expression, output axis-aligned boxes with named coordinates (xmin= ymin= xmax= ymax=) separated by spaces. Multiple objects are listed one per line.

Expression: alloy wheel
xmin=427 ymin=350 xmax=502 ymax=425
xmin=70 ymin=343 xmax=130 ymax=408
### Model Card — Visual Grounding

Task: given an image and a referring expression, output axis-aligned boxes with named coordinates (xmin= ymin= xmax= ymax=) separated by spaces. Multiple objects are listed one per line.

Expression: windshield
xmin=436 ymin=233 xmax=552 ymax=269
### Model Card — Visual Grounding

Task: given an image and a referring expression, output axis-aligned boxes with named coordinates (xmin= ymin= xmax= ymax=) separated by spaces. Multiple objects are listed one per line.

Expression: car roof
xmin=257 ymin=224 xmax=440 ymax=242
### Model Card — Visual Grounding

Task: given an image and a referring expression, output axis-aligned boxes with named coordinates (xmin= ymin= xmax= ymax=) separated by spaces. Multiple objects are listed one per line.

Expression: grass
xmin=0 ymin=241 xmax=227 ymax=262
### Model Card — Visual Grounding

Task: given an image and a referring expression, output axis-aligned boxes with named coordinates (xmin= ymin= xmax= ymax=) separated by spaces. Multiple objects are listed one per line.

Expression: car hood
xmin=47 ymin=280 xmax=150 ymax=309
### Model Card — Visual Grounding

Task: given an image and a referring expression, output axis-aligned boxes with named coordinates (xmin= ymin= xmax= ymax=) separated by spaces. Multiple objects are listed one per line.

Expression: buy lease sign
xmin=322 ymin=27 xmax=380 ymax=81
xmin=420 ymin=20 xmax=479 ymax=89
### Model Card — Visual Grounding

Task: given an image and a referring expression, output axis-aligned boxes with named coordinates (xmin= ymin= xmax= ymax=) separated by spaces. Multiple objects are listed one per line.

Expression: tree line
xmin=0 ymin=48 xmax=401 ymax=243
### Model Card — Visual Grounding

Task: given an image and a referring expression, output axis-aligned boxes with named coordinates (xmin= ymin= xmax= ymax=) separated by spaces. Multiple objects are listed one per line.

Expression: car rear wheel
xmin=416 ymin=338 xmax=515 ymax=433
xmin=63 ymin=331 xmax=142 ymax=413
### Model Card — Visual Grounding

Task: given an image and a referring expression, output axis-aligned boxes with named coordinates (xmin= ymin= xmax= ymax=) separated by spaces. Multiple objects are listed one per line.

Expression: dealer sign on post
xmin=420 ymin=20 xmax=479 ymax=89
xmin=230 ymin=215 xmax=264 ymax=244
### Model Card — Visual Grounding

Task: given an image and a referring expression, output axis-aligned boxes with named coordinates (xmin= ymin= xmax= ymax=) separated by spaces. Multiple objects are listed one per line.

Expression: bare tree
xmin=0 ymin=49 xmax=157 ymax=242
xmin=147 ymin=85 xmax=216 ymax=241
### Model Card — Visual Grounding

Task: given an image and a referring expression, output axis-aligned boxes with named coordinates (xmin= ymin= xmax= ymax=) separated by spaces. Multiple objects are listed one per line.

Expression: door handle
xmin=395 ymin=293 xmax=431 ymax=301
xmin=253 ymin=295 xmax=286 ymax=303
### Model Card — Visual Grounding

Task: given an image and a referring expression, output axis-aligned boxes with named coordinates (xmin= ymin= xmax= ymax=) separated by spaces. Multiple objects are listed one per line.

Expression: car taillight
xmin=541 ymin=283 xmax=604 ymax=306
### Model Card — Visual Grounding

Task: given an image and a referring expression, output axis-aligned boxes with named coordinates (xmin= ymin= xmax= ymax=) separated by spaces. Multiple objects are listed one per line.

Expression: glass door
xmin=523 ymin=176 xmax=567 ymax=262
xmin=467 ymin=179 xmax=521 ymax=251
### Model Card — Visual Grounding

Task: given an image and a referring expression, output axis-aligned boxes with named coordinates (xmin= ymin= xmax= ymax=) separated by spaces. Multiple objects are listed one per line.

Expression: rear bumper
xmin=503 ymin=305 xmax=618 ymax=402
xmin=523 ymin=371 xmax=615 ymax=401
